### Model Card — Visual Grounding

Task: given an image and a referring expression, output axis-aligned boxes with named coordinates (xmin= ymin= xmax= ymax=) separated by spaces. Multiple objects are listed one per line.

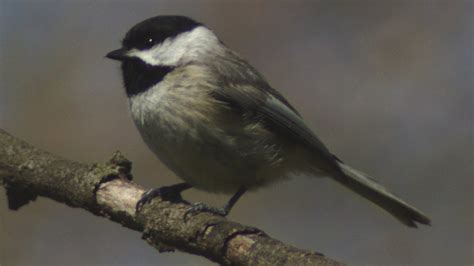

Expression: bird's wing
xmin=210 ymin=74 xmax=339 ymax=170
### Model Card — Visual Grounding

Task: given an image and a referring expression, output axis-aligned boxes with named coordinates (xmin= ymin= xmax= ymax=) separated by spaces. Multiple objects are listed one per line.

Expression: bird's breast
xmin=129 ymin=80 xmax=217 ymax=149
xmin=128 ymin=80 xmax=251 ymax=192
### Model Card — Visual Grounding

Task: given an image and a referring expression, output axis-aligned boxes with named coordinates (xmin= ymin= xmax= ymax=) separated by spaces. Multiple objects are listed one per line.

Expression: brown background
xmin=0 ymin=1 xmax=472 ymax=265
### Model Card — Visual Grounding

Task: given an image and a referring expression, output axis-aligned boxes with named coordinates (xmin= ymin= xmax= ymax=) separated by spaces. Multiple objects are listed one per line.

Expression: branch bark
xmin=0 ymin=128 xmax=344 ymax=265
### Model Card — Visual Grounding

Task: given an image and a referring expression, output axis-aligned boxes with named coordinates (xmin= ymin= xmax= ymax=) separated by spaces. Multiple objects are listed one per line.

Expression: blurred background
xmin=0 ymin=0 xmax=472 ymax=265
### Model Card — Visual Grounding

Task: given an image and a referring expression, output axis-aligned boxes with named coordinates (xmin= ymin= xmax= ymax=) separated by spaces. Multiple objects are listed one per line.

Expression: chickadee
xmin=106 ymin=15 xmax=430 ymax=227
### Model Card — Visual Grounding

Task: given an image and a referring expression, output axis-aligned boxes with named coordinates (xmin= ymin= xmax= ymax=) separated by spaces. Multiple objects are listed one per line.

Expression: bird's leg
xmin=184 ymin=186 xmax=247 ymax=220
xmin=136 ymin=182 xmax=192 ymax=211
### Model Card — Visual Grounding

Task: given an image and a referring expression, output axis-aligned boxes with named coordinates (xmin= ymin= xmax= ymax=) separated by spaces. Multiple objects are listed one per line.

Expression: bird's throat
xmin=121 ymin=59 xmax=174 ymax=97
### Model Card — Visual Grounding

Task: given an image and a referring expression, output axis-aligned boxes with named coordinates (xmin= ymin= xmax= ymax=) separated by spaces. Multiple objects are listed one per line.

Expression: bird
xmin=106 ymin=15 xmax=430 ymax=227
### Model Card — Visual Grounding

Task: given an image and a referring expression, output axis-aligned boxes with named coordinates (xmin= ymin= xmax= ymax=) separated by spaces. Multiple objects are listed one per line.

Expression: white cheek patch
xmin=127 ymin=26 xmax=218 ymax=67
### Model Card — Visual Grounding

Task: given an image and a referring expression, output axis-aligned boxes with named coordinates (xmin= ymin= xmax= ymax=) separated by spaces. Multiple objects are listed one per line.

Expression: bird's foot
xmin=184 ymin=202 xmax=229 ymax=221
xmin=136 ymin=185 xmax=187 ymax=212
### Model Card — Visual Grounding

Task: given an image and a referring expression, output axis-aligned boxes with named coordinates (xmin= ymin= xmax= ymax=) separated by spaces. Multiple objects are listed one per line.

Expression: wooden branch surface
xmin=0 ymin=128 xmax=344 ymax=265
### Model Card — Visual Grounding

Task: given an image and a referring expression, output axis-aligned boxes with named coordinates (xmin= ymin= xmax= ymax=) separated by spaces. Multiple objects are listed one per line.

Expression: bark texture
xmin=0 ymin=128 xmax=344 ymax=265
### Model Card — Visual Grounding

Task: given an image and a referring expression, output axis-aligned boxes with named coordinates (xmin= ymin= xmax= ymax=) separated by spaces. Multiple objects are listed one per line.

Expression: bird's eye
xmin=144 ymin=37 xmax=155 ymax=48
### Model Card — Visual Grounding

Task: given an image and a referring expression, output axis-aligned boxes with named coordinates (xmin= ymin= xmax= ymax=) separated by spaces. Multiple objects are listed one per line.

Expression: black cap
xmin=106 ymin=15 xmax=201 ymax=60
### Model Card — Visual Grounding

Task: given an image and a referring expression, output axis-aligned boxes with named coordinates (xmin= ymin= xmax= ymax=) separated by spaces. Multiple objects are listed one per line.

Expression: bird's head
xmin=106 ymin=15 xmax=219 ymax=96
xmin=106 ymin=15 xmax=219 ymax=67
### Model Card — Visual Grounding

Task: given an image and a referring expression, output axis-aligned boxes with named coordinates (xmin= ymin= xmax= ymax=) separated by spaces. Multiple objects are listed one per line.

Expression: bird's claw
xmin=136 ymin=186 xmax=184 ymax=212
xmin=184 ymin=202 xmax=228 ymax=221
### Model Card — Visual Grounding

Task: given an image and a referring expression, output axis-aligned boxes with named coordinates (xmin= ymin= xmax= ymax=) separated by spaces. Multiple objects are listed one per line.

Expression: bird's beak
xmin=105 ymin=48 xmax=129 ymax=61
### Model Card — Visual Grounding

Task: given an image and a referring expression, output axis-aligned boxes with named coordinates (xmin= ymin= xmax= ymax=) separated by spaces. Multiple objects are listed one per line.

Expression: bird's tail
xmin=333 ymin=161 xmax=431 ymax=227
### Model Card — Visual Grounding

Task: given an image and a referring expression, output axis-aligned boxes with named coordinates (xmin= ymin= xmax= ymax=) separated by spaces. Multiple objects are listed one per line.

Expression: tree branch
xmin=0 ymin=128 xmax=344 ymax=265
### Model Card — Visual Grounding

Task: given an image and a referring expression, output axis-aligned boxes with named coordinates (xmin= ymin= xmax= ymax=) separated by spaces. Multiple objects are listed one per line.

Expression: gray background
xmin=0 ymin=0 xmax=472 ymax=265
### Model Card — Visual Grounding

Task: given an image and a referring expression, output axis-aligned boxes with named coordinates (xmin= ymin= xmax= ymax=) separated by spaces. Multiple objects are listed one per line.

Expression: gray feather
xmin=336 ymin=161 xmax=431 ymax=227
xmin=208 ymin=50 xmax=340 ymax=172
